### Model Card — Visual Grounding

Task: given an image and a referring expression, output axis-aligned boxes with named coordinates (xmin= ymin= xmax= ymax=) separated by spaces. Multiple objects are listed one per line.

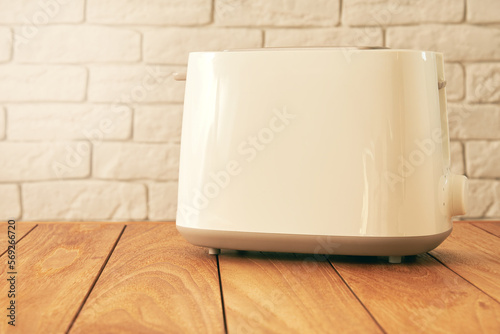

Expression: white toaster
xmin=175 ymin=48 xmax=467 ymax=262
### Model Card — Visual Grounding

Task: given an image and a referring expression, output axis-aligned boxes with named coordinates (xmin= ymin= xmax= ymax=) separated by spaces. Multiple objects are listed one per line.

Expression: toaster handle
xmin=435 ymin=53 xmax=450 ymax=167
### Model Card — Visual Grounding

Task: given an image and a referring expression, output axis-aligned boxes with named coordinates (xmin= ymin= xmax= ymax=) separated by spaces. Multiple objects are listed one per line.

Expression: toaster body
xmin=176 ymin=48 xmax=467 ymax=258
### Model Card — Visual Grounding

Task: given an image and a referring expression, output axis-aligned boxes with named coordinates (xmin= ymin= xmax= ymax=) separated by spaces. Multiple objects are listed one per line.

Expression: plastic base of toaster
xmin=177 ymin=226 xmax=452 ymax=257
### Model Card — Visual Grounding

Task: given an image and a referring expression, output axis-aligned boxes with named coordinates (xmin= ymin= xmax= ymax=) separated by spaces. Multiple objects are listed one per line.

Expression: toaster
xmin=174 ymin=48 xmax=467 ymax=263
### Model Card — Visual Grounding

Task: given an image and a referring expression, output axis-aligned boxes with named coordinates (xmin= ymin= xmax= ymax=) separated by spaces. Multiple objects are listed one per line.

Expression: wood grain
xmin=0 ymin=222 xmax=37 ymax=255
xmin=70 ymin=223 xmax=225 ymax=334
xmin=219 ymin=251 xmax=382 ymax=333
xmin=430 ymin=223 xmax=500 ymax=302
xmin=330 ymin=252 xmax=500 ymax=333
xmin=472 ymin=221 xmax=500 ymax=237
xmin=0 ymin=223 xmax=124 ymax=334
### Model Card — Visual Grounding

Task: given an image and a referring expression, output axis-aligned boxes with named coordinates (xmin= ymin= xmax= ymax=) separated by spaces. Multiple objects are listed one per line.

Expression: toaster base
xmin=177 ymin=226 xmax=452 ymax=257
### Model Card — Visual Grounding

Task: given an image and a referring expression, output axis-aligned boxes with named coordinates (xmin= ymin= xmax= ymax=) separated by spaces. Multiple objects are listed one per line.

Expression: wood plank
xmin=471 ymin=221 xmax=500 ymax=238
xmin=70 ymin=224 xmax=225 ymax=334
xmin=219 ymin=251 xmax=382 ymax=333
xmin=34 ymin=221 xmax=175 ymax=225
xmin=0 ymin=223 xmax=124 ymax=333
xmin=330 ymin=252 xmax=500 ymax=333
xmin=430 ymin=223 xmax=500 ymax=302
xmin=0 ymin=222 xmax=37 ymax=255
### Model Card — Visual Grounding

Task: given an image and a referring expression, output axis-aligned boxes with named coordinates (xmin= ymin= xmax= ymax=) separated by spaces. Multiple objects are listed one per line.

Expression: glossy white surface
xmin=176 ymin=49 xmax=467 ymax=237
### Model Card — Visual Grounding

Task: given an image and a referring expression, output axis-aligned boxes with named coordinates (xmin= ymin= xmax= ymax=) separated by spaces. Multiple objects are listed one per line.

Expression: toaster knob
xmin=450 ymin=174 xmax=468 ymax=216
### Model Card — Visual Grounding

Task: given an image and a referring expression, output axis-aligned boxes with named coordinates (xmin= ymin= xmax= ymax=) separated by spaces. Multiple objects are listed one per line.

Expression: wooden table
xmin=1 ymin=221 xmax=499 ymax=333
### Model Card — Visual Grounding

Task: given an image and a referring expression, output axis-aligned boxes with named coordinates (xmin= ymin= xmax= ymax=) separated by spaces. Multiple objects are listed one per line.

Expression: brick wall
xmin=0 ymin=0 xmax=499 ymax=221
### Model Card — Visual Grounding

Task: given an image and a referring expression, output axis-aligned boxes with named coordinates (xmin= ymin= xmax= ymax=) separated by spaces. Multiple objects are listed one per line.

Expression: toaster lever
xmin=450 ymin=174 xmax=468 ymax=216
xmin=173 ymin=72 xmax=187 ymax=81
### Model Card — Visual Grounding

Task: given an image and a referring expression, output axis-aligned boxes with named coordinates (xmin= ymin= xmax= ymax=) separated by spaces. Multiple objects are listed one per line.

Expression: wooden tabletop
xmin=1 ymin=221 xmax=499 ymax=333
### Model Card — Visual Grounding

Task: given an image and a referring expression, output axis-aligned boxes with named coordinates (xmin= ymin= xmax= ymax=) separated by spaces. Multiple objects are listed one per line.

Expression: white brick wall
xmin=467 ymin=0 xmax=500 ymax=23
xmin=214 ymin=0 xmax=340 ymax=27
xmin=0 ymin=0 xmax=498 ymax=221
xmin=22 ymin=181 xmax=147 ymax=220
xmin=143 ymin=28 xmax=262 ymax=64
xmin=86 ymin=0 xmax=212 ymax=25
xmin=0 ymin=65 xmax=86 ymax=101
xmin=0 ymin=107 xmax=5 ymax=139
xmin=7 ymin=104 xmax=132 ymax=140
xmin=444 ymin=63 xmax=465 ymax=101
xmin=15 ymin=26 xmax=141 ymax=63
xmin=342 ymin=0 xmax=464 ymax=26
xmin=0 ymin=184 xmax=21 ymax=220
xmin=0 ymin=142 xmax=90 ymax=181
xmin=265 ymin=27 xmax=383 ymax=47
xmin=466 ymin=63 xmax=500 ymax=103
xmin=466 ymin=141 xmax=500 ymax=178
xmin=386 ymin=25 xmax=500 ymax=61
xmin=93 ymin=142 xmax=180 ymax=180
xmin=467 ymin=180 xmax=500 ymax=217
xmin=148 ymin=181 xmax=178 ymax=221
xmin=0 ymin=0 xmax=85 ymax=24
xmin=0 ymin=28 xmax=11 ymax=61
xmin=87 ymin=65 xmax=186 ymax=102
xmin=134 ymin=105 xmax=182 ymax=143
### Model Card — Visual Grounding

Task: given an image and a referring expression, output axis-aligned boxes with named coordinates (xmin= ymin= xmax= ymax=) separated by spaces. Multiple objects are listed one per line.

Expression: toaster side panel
xmin=176 ymin=50 xmax=452 ymax=237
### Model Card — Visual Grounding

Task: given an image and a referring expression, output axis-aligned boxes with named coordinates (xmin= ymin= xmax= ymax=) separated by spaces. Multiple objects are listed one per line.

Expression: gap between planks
xmin=327 ymin=259 xmax=387 ymax=334
xmin=428 ymin=251 xmax=500 ymax=305
xmin=215 ymin=255 xmax=228 ymax=334
xmin=0 ymin=223 xmax=38 ymax=258
xmin=429 ymin=222 xmax=500 ymax=305
xmin=66 ymin=225 xmax=127 ymax=334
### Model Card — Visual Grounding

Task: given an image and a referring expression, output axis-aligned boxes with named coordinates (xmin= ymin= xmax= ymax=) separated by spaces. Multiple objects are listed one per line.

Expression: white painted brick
xmin=448 ymin=104 xmax=500 ymax=140
xmin=0 ymin=28 xmax=11 ymax=61
xmin=342 ymin=0 xmax=463 ymax=26
xmin=450 ymin=141 xmax=464 ymax=175
xmin=148 ymin=182 xmax=178 ymax=221
xmin=465 ymin=141 xmax=500 ymax=178
xmin=88 ymin=65 xmax=185 ymax=103
xmin=465 ymin=180 xmax=500 ymax=218
xmin=144 ymin=28 xmax=262 ymax=64
xmin=265 ymin=27 xmax=383 ymax=47
xmin=0 ymin=65 xmax=86 ymax=102
xmin=215 ymin=0 xmax=339 ymax=27
xmin=15 ymin=26 xmax=140 ymax=63
xmin=0 ymin=0 xmax=84 ymax=23
xmin=22 ymin=181 xmax=147 ymax=220
xmin=7 ymin=104 xmax=132 ymax=140
xmin=386 ymin=25 xmax=500 ymax=61
xmin=467 ymin=0 xmax=500 ymax=23
xmin=0 ymin=184 xmax=21 ymax=220
xmin=0 ymin=142 xmax=90 ymax=181
xmin=466 ymin=63 xmax=500 ymax=103
xmin=134 ymin=105 xmax=182 ymax=143
xmin=87 ymin=0 xmax=211 ymax=25
xmin=444 ymin=63 xmax=464 ymax=101
xmin=93 ymin=143 xmax=180 ymax=180
xmin=0 ymin=107 xmax=5 ymax=139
